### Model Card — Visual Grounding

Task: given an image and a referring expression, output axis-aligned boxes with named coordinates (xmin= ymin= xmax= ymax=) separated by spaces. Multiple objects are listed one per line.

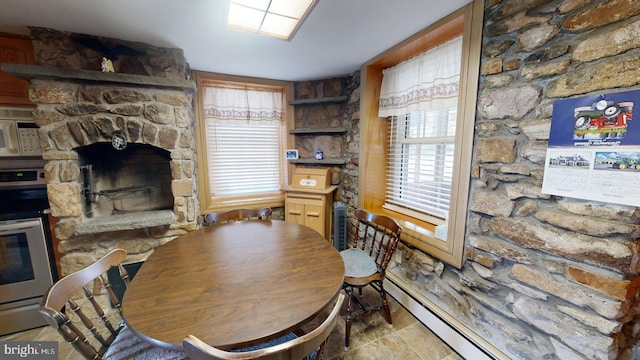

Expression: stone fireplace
xmin=2 ymin=28 xmax=199 ymax=276
xmin=77 ymin=143 xmax=173 ymax=219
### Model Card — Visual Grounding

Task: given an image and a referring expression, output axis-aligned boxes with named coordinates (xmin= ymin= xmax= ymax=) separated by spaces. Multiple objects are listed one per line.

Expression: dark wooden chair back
xmin=183 ymin=293 xmax=345 ymax=360
xmin=39 ymin=249 xmax=130 ymax=359
xmin=40 ymin=249 xmax=187 ymax=359
xmin=349 ymin=208 xmax=402 ymax=274
xmin=342 ymin=208 xmax=402 ymax=350
xmin=204 ymin=207 xmax=272 ymax=225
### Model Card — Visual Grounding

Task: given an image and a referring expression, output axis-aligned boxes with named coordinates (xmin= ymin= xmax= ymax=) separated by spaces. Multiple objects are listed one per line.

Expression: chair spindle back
xmin=205 ymin=207 xmax=272 ymax=225
xmin=39 ymin=249 xmax=130 ymax=360
xmin=349 ymin=208 xmax=402 ymax=273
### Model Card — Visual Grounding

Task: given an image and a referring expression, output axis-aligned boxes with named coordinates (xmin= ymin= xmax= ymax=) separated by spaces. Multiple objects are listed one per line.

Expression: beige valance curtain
xmin=378 ymin=37 xmax=463 ymax=117
xmin=201 ymin=84 xmax=284 ymax=197
xmin=202 ymin=86 xmax=283 ymax=123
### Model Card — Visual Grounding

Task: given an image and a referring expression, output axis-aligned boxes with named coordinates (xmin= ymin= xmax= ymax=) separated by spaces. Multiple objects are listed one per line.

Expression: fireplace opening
xmin=77 ymin=143 xmax=173 ymax=219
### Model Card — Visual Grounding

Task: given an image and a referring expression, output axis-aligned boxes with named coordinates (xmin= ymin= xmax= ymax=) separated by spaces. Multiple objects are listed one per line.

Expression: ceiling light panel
xmin=269 ymin=0 xmax=314 ymax=18
xmin=232 ymin=0 xmax=270 ymax=10
xmin=227 ymin=0 xmax=318 ymax=40
xmin=228 ymin=3 xmax=264 ymax=30
xmin=261 ymin=13 xmax=298 ymax=38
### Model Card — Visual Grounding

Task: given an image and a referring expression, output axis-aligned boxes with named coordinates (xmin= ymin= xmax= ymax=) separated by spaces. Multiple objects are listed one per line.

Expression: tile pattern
xmin=323 ymin=287 xmax=462 ymax=360
xmin=1 ymin=287 xmax=461 ymax=360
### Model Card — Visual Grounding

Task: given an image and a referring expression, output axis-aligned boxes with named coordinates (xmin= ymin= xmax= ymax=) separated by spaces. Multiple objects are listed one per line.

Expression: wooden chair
xmin=183 ymin=293 xmax=345 ymax=360
xmin=204 ymin=207 xmax=272 ymax=225
xmin=340 ymin=209 xmax=402 ymax=350
xmin=39 ymin=249 xmax=186 ymax=360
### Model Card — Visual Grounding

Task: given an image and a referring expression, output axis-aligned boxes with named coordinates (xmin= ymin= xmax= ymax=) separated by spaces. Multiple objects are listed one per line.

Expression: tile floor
xmin=1 ymin=287 xmax=461 ymax=360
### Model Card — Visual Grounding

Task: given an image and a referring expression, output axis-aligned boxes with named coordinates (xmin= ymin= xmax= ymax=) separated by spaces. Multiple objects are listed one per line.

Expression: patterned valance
xmin=378 ymin=37 xmax=462 ymax=117
xmin=203 ymin=86 xmax=283 ymax=122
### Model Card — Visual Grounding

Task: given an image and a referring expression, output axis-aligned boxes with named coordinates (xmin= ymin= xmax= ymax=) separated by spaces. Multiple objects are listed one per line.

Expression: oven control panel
xmin=0 ymin=169 xmax=46 ymax=187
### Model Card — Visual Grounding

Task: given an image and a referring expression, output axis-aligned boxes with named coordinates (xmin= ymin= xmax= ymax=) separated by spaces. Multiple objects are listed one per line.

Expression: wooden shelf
xmin=0 ymin=63 xmax=197 ymax=92
xmin=288 ymin=96 xmax=348 ymax=105
xmin=289 ymin=127 xmax=346 ymax=135
xmin=288 ymin=95 xmax=348 ymax=166
xmin=289 ymin=158 xmax=347 ymax=165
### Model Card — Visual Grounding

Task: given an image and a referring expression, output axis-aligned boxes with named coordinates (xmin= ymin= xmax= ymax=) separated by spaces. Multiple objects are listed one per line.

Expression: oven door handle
xmin=0 ymin=219 xmax=41 ymax=233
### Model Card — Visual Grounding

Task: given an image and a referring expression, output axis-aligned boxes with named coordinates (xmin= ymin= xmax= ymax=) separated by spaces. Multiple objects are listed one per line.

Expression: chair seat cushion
xmin=103 ymin=324 xmax=187 ymax=360
xmin=340 ymin=248 xmax=378 ymax=278
xmin=231 ymin=332 xmax=323 ymax=359
xmin=231 ymin=332 xmax=297 ymax=352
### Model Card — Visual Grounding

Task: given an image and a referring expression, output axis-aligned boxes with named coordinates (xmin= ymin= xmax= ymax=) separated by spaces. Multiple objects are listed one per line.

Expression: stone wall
xmin=25 ymin=28 xmax=198 ymax=276
xmin=363 ymin=1 xmax=640 ymax=359
xmin=29 ymin=27 xmax=187 ymax=79
xmin=292 ymin=73 xmax=360 ymax=203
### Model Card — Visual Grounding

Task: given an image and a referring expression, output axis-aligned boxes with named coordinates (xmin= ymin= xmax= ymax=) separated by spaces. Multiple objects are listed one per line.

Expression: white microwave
xmin=0 ymin=107 xmax=41 ymax=157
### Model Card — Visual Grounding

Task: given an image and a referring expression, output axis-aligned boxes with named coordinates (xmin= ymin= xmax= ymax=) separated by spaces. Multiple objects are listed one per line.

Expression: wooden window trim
xmin=193 ymin=71 xmax=294 ymax=214
xmin=359 ymin=1 xmax=483 ymax=268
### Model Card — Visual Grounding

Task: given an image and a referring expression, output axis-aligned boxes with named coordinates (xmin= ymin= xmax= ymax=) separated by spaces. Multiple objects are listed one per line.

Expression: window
xmin=387 ymin=109 xmax=456 ymax=223
xmin=382 ymin=35 xmax=463 ymax=223
xmin=360 ymin=2 xmax=483 ymax=268
xmin=194 ymin=72 xmax=293 ymax=213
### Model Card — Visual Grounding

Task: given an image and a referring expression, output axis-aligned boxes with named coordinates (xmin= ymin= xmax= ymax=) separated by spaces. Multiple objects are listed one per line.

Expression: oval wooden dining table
xmin=121 ymin=220 xmax=345 ymax=351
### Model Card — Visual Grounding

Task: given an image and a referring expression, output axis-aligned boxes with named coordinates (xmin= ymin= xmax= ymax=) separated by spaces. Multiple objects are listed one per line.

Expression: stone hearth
xmin=1 ymin=28 xmax=199 ymax=276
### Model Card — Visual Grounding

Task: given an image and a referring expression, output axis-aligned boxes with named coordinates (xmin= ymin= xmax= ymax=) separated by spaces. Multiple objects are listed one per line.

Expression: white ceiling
xmin=0 ymin=0 xmax=472 ymax=81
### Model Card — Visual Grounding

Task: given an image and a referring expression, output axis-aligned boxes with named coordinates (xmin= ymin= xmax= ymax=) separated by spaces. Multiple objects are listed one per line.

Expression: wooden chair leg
xmin=376 ymin=281 xmax=393 ymax=325
xmin=381 ymin=294 xmax=392 ymax=325
xmin=344 ymin=286 xmax=355 ymax=351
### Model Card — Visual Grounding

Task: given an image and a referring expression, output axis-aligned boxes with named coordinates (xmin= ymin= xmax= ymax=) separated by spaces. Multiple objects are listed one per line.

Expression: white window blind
xmin=387 ymin=109 xmax=456 ymax=219
xmin=381 ymin=37 xmax=462 ymax=221
xmin=202 ymin=85 xmax=283 ymax=197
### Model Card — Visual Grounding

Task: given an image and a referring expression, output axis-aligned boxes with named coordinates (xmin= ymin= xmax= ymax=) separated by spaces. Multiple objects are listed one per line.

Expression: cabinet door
xmin=285 ymin=201 xmax=305 ymax=225
xmin=0 ymin=35 xmax=35 ymax=105
xmin=304 ymin=204 xmax=325 ymax=237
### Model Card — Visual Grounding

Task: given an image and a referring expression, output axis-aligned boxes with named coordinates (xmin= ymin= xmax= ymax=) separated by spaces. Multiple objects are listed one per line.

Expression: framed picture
xmin=286 ymin=149 xmax=299 ymax=160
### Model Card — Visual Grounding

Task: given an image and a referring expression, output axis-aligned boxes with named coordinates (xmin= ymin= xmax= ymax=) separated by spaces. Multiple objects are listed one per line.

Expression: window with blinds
xmin=205 ymin=120 xmax=282 ymax=196
xmin=361 ymin=2 xmax=483 ymax=267
xmin=386 ymin=108 xmax=456 ymax=221
xmin=202 ymin=83 xmax=285 ymax=199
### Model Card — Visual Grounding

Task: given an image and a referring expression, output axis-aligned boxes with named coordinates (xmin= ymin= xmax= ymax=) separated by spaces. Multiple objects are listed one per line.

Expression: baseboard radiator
xmin=332 ymin=201 xmax=347 ymax=251
xmin=385 ymin=273 xmax=509 ymax=360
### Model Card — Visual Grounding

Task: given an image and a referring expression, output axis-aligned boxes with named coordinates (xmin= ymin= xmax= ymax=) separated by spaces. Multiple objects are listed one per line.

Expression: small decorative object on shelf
xmin=315 ymin=149 xmax=324 ymax=160
xmin=286 ymin=149 xmax=299 ymax=160
xmin=101 ymin=57 xmax=114 ymax=72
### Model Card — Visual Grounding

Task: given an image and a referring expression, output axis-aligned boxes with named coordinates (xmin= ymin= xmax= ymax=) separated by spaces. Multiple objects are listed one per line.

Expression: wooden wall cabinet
xmin=284 ymin=185 xmax=337 ymax=242
xmin=0 ymin=34 xmax=35 ymax=106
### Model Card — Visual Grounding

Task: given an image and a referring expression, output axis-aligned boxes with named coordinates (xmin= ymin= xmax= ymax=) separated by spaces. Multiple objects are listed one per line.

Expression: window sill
xmin=365 ymin=206 xmax=451 ymax=254
xmin=205 ymin=192 xmax=285 ymax=213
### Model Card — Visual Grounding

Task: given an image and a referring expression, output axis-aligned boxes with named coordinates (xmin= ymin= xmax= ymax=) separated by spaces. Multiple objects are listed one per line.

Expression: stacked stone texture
xmin=29 ymin=27 xmax=187 ymax=79
xmin=28 ymin=28 xmax=197 ymax=276
xmin=383 ymin=1 xmax=640 ymax=359
xmin=292 ymin=73 xmax=360 ymax=204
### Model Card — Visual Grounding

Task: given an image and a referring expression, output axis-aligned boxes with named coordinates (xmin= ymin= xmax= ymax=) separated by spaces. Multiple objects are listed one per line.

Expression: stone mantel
xmin=0 ymin=63 xmax=197 ymax=92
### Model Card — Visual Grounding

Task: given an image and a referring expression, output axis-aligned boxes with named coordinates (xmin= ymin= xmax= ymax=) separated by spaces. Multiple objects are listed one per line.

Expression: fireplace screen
xmin=78 ymin=143 xmax=173 ymax=218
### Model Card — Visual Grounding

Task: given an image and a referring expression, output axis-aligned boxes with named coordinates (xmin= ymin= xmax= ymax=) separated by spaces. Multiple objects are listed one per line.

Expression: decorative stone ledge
xmin=0 ymin=63 xmax=196 ymax=92
xmin=74 ymin=210 xmax=175 ymax=235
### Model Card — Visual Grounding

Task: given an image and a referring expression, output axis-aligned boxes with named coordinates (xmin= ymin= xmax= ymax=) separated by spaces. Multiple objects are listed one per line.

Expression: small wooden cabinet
xmin=0 ymin=34 xmax=35 ymax=105
xmin=284 ymin=185 xmax=337 ymax=242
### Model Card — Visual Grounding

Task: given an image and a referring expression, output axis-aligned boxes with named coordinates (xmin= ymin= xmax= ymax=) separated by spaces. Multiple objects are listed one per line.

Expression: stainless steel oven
xmin=0 ymin=160 xmax=56 ymax=335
